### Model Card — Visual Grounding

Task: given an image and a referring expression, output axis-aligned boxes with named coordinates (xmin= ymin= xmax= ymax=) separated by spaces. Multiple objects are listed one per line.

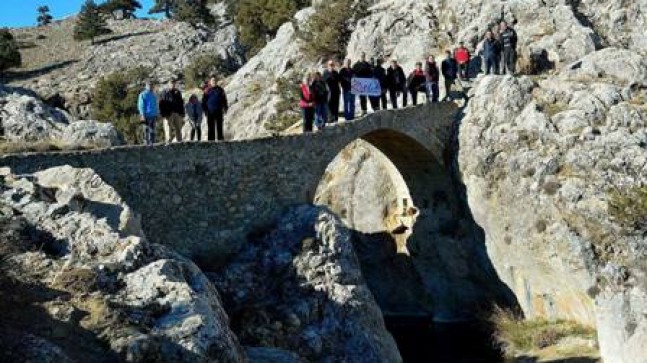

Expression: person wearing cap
xmin=454 ymin=41 xmax=471 ymax=80
xmin=138 ymin=81 xmax=159 ymax=145
xmin=386 ymin=58 xmax=407 ymax=109
xmin=322 ymin=60 xmax=341 ymax=122
xmin=159 ymin=79 xmax=185 ymax=143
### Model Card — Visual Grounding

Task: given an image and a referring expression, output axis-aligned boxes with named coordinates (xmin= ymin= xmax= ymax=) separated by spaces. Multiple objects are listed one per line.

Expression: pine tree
xmin=100 ymin=0 xmax=142 ymax=20
xmin=37 ymin=6 xmax=53 ymax=26
xmin=235 ymin=0 xmax=308 ymax=56
xmin=73 ymin=0 xmax=112 ymax=45
xmin=149 ymin=0 xmax=176 ymax=18
xmin=0 ymin=29 xmax=21 ymax=74
xmin=303 ymin=0 xmax=369 ymax=60
xmin=175 ymin=0 xmax=215 ymax=26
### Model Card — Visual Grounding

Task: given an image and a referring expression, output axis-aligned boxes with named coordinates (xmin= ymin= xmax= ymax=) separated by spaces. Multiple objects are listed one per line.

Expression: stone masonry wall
xmin=1 ymin=103 xmax=457 ymax=268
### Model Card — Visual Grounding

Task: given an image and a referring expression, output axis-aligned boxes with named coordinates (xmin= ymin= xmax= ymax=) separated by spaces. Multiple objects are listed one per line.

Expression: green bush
xmin=0 ymin=29 xmax=21 ymax=73
xmin=234 ymin=0 xmax=308 ymax=57
xmin=149 ymin=0 xmax=215 ymax=26
xmin=264 ymin=73 xmax=302 ymax=133
xmin=183 ymin=54 xmax=237 ymax=88
xmin=608 ymin=185 xmax=647 ymax=234
xmin=300 ymin=0 xmax=369 ymax=60
xmin=92 ymin=67 xmax=151 ymax=144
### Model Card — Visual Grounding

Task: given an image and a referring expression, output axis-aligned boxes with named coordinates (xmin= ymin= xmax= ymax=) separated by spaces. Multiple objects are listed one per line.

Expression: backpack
xmin=313 ymin=81 xmax=328 ymax=102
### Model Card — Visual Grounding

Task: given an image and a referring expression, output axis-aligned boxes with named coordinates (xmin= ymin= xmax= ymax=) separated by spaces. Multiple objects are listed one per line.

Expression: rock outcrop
xmin=458 ymin=48 xmax=647 ymax=363
xmin=211 ymin=205 xmax=402 ymax=363
xmin=0 ymin=86 xmax=122 ymax=147
xmin=0 ymin=165 xmax=245 ymax=362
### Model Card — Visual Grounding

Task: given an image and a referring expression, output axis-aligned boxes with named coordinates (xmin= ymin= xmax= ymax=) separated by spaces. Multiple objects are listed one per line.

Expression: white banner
xmin=351 ymin=77 xmax=382 ymax=96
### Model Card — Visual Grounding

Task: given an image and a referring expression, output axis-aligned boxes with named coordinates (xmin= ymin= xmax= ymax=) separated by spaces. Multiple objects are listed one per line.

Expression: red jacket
xmin=299 ymin=83 xmax=313 ymax=108
xmin=455 ymin=47 xmax=470 ymax=64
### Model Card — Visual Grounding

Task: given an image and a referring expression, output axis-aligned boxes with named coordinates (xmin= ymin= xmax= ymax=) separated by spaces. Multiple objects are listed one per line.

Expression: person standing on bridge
xmin=352 ymin=52 xmax=373 ymax=116
xmin=339 ymin=59 xmax=355 ymax=121
xmin=159 ymin=79 xmax=185 ymax=143
xmin=499 ymin=20 xmax=518 ymax=75
xmin=312 ymin=72 xmax=330 ymax=130
xmin=407 ymin=62 xmax=426 ymax=106
xmin=372 ymin=58 xmax=388 ymax=111
xmin=300 ymin=72 xmax=315 ymax=133
xmin=441 ymin=50 xmax=458 ymax=101
xmin=386 ymin=58 xmax=407 ymax=109
xmin=138 ymin=81 xmax=159 ymax=146
xmin=322 ymin=60 xmax=341 ymax=123
xmin=202 ymin=76 xmax=229 ymax=141
xmin=424 ymin=55 xmax=440 ymax=103
xmin=185 ymin=94 xmax=203 ymax=141
xmin=454 ymin=41 xmax=471 ymax=80
xmin=481 ymin=30 xmax=502 ymax=75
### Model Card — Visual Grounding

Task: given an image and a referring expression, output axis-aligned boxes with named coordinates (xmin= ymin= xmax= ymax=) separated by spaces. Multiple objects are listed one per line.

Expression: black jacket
xmin=339 ymin=67 xmax=353 ymax=92
xmin=500 ymin=28 xmax=518 ymax=49
xmin=202 ymin=86 xmax=229 ymax=114
xmin=159 ymin=88 xmax=185 ymax=117
xmin=441 ymin=58 xmax=458 ymax=79
xmin=386 ymin=66 xmax=406 ymax=90
xmin=322 ymin=69 xmax=341 ymax=95
xmin=425 ymin=61 xmax=440 ymax=82
xmin=352 ymin=60 xmax=373 ymax=78
xmin=373 ymin=65 xmax=387 ymax=89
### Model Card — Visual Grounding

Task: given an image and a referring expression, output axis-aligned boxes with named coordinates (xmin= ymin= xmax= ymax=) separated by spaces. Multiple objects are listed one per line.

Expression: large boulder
xmin=0 ymin=86 xmax=122 ymax=147
xmin=211 ymin=205 xmax=402 ymax=363
xmin=0 ymin=165 xmax=246 ymax=363
xmin=458 ymin=48 xmax=647 ymax=363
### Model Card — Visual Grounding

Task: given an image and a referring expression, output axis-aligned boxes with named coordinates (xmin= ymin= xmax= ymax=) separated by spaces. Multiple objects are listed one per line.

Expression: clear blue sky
xmin=0 ymin=0 xmax=160 ymax=28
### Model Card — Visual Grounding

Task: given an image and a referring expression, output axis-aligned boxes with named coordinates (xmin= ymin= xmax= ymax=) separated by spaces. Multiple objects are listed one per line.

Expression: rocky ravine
xmin=0 ymin=165 xmax=401 ymax=362
xmin=459 ymin=50 xmax=647 ymax=363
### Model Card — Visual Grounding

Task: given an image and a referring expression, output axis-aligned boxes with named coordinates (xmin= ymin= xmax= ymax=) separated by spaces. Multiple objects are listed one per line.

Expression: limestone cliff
xmin=458 ymin=51 xmax=647 ymax=363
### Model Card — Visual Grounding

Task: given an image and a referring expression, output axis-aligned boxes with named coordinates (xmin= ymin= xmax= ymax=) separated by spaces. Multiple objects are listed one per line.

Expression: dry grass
xmin=492 ymin=308 xmax=597 ymax=360
xmin=608 ymin=185 xmax=647 ymax=233
xmin=0 ymin=140 xmax=108 ymax=155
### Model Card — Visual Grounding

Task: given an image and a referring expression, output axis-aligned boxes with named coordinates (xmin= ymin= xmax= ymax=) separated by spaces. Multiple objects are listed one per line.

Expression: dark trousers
xmin=410 ymin=88 xmax=421 ymax=106
xmin=343 ymin=90 xmax=355 ymax=120
xmin=458 ymin=63 xmax=468 ymax=79
xmin=444 ymin=78 xmax=455 ymax=100
xmin=190 ymin=126 xmax=202 ymax=141
xmin=503 ymin=48 xmax=516 ymax=75
xmin=380 ymin=92 xmax=388 ymax=109
xmin=485 ymin=55 xmax=500 ymax=75
xmin=207 ymin=111 xmax=224 ymax=141
xmin=359 ymin=95 xmax=368 ymax=113
xmin=369 ymin=96 xmax=380 ymax=111
xmin=302 ymin=107 xmax=314 ymax=132
xmin=389 ymin=87 xmax=408 ymax=109
xmin=142 ymin=116 xmax=156 ymax=145
xmin=328 ymin=93 xmax=340 ymax=122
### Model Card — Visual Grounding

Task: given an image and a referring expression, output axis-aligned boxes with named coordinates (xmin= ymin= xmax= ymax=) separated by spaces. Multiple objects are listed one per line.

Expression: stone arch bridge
xmin=2 ymin=103 xmax=462 ymax=268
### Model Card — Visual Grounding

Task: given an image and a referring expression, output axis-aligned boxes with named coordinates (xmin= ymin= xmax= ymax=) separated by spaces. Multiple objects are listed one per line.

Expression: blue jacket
xmin=483 ymin=38 xmax=501 ymax=59
xmin=138 ymin=89 xmax=158 ymax=118
xmin=201 ymin=86 xmax=229 ymax=114
xmin=185 ymin=101 xmax=203 ymax=124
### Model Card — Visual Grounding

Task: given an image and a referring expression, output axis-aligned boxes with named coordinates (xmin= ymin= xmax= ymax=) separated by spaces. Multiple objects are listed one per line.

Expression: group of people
xmin=137 ymin=76 xmax=229 ymax=145
xmin=299 ymin=20 xmax=518 ymax=133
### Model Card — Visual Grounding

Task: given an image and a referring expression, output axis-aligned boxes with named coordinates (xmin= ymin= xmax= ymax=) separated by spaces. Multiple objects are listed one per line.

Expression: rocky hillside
xmin=7 ymin=3 xmax=243 ymax=119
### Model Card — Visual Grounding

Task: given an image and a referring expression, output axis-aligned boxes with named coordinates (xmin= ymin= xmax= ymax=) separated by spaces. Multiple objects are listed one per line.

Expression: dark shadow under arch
xmin=312 ymin=127 xmax=519 ymax=321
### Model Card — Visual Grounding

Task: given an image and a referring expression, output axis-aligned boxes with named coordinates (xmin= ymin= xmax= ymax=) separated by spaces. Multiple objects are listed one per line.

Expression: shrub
xmin=264 ymin=73 xmax=302 ymax=133
xmin=234 ymin=0 xmax=308 ymax=57
xmin=184 ymin=54 xmax=237 ymax=88
xmin=491 ymin=308 xmax=596 ymax=357
xmin=0 ymin=29 xmax=21 ymax=73
xmin=92 ymin=67 xmax=151 ymax=144
xmin=608 ymin=185 xmax=647 ymax=234
xmin=300 ymin=0 xmax=369 ymax=60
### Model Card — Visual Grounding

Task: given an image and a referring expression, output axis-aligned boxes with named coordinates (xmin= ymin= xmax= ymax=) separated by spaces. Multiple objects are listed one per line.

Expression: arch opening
xmin=313 ymin=128 xmax=516 ymax=320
